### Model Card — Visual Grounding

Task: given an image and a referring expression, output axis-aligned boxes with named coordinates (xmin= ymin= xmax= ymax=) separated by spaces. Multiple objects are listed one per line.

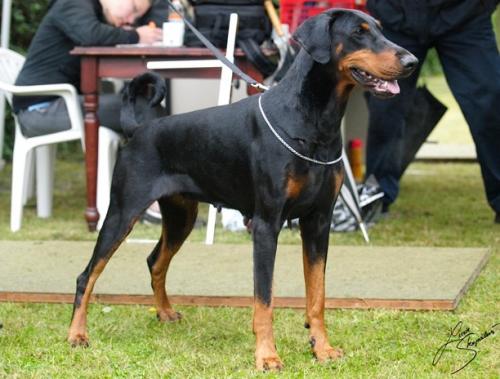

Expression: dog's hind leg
xmin=147 ymin=195 xmax=198 ymax=322
xmin=68 ymin=189 xmax=151 ymax=347
xmin=300 ymin=209 xmax=343 ymax=362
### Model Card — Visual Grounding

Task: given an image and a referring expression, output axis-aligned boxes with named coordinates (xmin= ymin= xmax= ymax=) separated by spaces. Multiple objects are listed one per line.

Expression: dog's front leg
xmin=300 ymin=211 xmax=343 ymax=362
xmin=251 ymin=217 xmax=283 ymax=371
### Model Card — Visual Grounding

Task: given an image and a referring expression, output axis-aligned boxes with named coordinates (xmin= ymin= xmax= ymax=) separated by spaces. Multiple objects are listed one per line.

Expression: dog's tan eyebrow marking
xmin=361 ymin=22 xmax=370 ymax=31
xmin=336 ymin=43 xmax=343 ymax=56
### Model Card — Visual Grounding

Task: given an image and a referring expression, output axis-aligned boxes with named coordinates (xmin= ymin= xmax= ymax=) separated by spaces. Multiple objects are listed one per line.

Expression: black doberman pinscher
xmin=68 ymin=9 xmax=417 ymax=370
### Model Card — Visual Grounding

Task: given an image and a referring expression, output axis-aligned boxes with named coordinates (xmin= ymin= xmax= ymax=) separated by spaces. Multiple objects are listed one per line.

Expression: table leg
xmin=81 ymin=57 xmax=99 ymax=231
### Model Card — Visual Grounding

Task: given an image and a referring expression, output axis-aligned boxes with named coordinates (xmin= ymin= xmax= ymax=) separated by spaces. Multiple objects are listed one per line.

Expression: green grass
xmin=0 ymin=158 xmax=499 ymax=377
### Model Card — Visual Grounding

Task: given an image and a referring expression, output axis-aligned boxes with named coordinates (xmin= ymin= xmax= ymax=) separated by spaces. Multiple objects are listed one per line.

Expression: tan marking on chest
xmin=286 ymin=175 xmax=308 ymax=199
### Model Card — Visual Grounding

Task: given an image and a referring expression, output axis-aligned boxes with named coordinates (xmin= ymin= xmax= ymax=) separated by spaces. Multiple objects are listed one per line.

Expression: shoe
xmin=142 ymin=201 xmax=162 ymax=225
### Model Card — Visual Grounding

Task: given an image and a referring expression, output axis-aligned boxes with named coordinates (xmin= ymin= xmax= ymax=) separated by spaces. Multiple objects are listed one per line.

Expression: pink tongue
xmin=386 ymin=80 xmax=400 ymax=94
xmin=375 ymin=79 xmax=400 ymax=94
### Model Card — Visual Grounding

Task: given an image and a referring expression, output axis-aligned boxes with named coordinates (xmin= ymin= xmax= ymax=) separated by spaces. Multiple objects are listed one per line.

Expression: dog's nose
xmin=400 ymin=53 xmax=418 ymax=72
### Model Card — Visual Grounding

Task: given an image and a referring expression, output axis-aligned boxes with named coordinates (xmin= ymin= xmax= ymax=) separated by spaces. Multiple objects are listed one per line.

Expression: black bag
xmin=184 ymin=0 xmax=277 ymax=77
xmin=401 ymin=85 xmax=447 ymax=173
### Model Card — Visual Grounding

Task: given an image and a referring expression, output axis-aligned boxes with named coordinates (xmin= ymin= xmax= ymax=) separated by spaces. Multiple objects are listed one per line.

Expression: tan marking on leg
xmin=151 ymin=238 xmax=182 ymax=322
xmin=68 ymin=259 xmax=107 ymax=346
xmin=332 ymin=169 xmax=345 ymax=198
xmin=253 ymin=299 xmax=283 ymax=371
xmin=302 ymin=254 xmax=343 ymax=362
xmin=151 ymin=196 xmax=198 ymax=322
xmin=68 ymin=214 xmax=141 ymax=346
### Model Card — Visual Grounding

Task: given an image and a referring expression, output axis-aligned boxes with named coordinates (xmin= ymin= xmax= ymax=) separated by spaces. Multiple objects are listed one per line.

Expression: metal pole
xmin=1 ymin=0 xmax=11 ymax=48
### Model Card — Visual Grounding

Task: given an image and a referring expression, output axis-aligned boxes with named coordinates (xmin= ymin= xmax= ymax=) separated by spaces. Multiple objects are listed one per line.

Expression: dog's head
xmin=293 ymin=9 xmax=418 ymax=98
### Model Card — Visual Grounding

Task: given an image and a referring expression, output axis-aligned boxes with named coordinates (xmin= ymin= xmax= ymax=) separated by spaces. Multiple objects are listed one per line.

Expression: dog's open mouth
xmin=350 ymin=67 xmax=400 ymax=98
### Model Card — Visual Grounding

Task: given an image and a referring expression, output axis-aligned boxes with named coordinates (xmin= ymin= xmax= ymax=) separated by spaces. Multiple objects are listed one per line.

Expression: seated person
xmin=12 ymin=0 xmax=168 ymax=137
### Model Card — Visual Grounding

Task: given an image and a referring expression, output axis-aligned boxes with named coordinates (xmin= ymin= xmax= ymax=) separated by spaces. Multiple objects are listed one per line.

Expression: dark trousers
xmin=365 ymin=12 xmax=500 ymax=213
xmin=17 ymin=94 xmax=123 ymax=138
xmin=16 ymin=93 xmax=168 ymax=139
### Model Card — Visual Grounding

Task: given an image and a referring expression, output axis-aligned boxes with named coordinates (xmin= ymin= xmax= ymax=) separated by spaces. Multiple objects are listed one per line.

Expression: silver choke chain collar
xmin=258 ymin=95 xmax=343 ymax=166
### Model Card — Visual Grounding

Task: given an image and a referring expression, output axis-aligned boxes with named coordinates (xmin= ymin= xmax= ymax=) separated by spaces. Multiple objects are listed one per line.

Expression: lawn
xmin=0 ymin=157 xmax=499 ymax=377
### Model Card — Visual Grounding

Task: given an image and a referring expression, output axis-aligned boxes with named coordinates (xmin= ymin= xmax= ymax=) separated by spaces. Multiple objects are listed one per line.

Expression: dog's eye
xmin=354 ymin=26 xmax=365 ymax=35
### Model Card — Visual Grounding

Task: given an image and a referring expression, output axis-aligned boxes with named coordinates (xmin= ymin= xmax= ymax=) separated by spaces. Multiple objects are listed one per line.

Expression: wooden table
xmin=71 ymin=46 xmax=266 ymax=231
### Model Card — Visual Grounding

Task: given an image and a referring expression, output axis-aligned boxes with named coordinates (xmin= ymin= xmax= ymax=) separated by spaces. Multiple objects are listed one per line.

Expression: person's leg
xmin=16 ymin=99 xmax=72 ymax=137
xmin=365 ymin=28 xmax=428 ymax=208
xmin=435 ymin=12 xmax=500 ymax=216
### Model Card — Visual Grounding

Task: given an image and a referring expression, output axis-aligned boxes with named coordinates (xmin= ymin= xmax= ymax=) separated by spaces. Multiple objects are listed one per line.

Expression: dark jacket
xmin=366 ymin=0 xmax=499 ymax=38
xmin=13 ymin=0 xmax=169 ymax=112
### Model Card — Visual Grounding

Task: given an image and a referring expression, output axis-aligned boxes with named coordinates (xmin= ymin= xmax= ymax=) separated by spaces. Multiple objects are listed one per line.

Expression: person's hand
xmin=136 ymin=25 xmax=162 ymax=44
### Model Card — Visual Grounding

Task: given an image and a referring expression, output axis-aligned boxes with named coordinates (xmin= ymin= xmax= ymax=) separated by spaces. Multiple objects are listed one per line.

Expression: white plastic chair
xmin=96 ymin=126 xmax=122 ymax=229
xmin=0 ymin=47 xmax=85 ymax=231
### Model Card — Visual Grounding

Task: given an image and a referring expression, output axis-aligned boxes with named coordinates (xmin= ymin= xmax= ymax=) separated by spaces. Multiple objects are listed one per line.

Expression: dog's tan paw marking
xmin=314 ymin=346 xmax=344 ymax=362
xmin=256 ymin=356 xmax=284 ymax=371
xmin=68 ymin=333 xmax=90 ymax=348
xmin=157 ymin=310 xmax=182 ymax=322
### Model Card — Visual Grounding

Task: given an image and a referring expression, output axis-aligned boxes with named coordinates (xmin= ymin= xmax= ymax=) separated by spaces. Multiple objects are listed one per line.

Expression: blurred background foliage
xmin=1 ymin=1 xmax=498 ymax=160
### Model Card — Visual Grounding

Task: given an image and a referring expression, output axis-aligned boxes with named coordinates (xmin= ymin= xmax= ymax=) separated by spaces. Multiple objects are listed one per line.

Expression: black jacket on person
xmin=366 ymin=0 xmax=499 ymax=38
xmin=13 ymin=0 xmax=169 ymax=112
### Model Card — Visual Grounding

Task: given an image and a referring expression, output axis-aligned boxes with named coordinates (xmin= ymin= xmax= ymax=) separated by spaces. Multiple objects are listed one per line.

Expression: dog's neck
xmin=263 ymin=50 xmax=351 ymax=155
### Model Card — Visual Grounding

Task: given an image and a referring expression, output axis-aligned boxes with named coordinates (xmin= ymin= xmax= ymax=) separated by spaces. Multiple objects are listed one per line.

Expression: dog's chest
xmin=284 ymin=165 xmax=343 ymax=208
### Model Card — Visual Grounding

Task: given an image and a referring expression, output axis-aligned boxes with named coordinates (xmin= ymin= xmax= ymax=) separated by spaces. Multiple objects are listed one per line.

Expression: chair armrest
xmin=0 ymin=82 xmax=78 ymax=98
xmin=0 ymin=82 xmax=84 ymax=147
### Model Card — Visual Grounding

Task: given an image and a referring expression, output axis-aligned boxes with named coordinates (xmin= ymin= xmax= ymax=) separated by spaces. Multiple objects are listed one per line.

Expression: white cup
xmin=163 ymin=22 xmax=185 ymax=47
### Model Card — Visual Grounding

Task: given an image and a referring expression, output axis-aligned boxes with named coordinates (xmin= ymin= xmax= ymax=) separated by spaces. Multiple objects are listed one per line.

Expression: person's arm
xmin=51 ymin=0 xmax=139 ymax=46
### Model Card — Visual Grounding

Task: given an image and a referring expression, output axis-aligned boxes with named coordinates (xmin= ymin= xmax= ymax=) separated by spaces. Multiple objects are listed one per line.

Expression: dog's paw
xmin=256 ymin=356 xmax=284 ymax=371
xmin=314 ymin=346 xmax=344 ymax=362
xmin=157 ymin=310 xmax=182 ymax=323
xmin=68 ymin=333 xmax=90 ymax=348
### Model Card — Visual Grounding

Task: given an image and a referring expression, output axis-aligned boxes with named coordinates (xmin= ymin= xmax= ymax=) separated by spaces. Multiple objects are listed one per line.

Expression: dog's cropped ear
xmin=292 ymin=10 xmax=344 ymax=64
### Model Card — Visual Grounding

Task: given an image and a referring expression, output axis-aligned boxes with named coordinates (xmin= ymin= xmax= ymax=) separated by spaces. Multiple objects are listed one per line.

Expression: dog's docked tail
xmin=121 ymin=72 xmax=167 ymax=138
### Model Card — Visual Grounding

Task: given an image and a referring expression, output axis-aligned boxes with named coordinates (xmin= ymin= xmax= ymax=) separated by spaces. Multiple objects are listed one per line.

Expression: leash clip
xmin=251 ymin=83 xmax=270 ymax=92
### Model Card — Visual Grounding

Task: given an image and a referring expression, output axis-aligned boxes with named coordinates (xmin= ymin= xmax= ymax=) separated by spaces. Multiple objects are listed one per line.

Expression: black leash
xmin=165 ymin=0 xmax=269 ymax=91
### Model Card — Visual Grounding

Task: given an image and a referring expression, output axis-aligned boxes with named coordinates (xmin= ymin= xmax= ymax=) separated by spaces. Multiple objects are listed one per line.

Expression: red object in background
xmin=280 ymin=0 xmax=367 ymax=33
